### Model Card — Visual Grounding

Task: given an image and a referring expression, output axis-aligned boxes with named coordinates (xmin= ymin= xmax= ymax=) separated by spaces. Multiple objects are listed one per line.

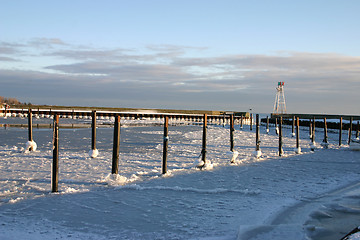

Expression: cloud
xmin=1 ymin=38 xmax=360 ymax=114
xmin=0 ymin=56 xmax=18 ymax=62
xmin=28 ymin=38 xmax=67 ymax=48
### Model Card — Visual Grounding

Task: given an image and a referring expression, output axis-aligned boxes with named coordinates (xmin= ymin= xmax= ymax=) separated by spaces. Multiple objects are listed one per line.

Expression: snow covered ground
xmin=0 ymin=116 xmax=359 ymax=239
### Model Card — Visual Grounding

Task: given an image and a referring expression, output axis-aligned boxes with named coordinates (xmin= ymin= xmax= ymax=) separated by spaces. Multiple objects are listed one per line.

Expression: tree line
xmin=0 ymin=96 xmax=31 ymax=106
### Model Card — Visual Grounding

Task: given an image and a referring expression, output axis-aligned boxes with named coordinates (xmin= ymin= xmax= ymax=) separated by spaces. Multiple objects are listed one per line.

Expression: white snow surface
xmin=0 ymin=116 xmax=360 ymax=240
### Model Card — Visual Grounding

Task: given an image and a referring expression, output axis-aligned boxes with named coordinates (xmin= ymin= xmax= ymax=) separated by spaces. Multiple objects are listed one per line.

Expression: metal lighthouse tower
xmin=273 ymin=82 xmax=286 ymax=114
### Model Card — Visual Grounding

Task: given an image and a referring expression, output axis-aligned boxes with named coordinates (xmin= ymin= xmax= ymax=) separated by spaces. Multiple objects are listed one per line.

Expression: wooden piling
xmin=256 ymin=114 xmax=260 ymax=151
xmin=91 ymin=110 xmax=97 ymax=151
xmin=112 ymin=115 xmax=120 ymax=175
xmin=201 ymin=114 xmax=207 ymax=164
xmin=348 ymin=117 xmax=353 ymax=145
xmin=240 ymin=115 xmax=243 ymax=129
xmin=296 ymin=117 xmax=300 ymax=151
xmin=52 ymin=114 xmax=59 ymax=193
xmin=323 ymin=118 xmax=328 ymax=144
xmin=356 ymin=121 xmax=359 ymax=139
xmin=275 ymin=117 xmax=278 ymax=135
xmin=311 ymin=117 xmax=315 ymax=143
xmin=28 ymin=109 xmax=33 ymax=142
xmin=162 ymin=116 xmax=169 ymax=174
xmin=292 ymin=115 xmax=295 ymax=137
xmin=250 ymin=114 xmax=253 ymax=131
xmin=279 ymin=117 xmax=283 ymax=156
xmin=230 ymin=114 xmax=234 ymax=152
xmin=339 ymin=117 xmax=343 ymax=146
xmin=266 ymin=116 xmax=269 ymax=134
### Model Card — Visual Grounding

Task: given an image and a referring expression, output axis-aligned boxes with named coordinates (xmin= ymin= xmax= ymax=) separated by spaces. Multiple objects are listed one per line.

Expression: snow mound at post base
xmin=88 ymin=149 xmax=99 ymax=158
xmin=295 ymin=147 xmax=302 ymax=154
xmin=252 ymin=150 xmax=262 ymax=158
xmin=227 ymin=151 xmax=239 ymax=163
xmin=195 ymin=157 xmax=213 ymax=170
xmin=25 ymin=140 xmax=37 ymax=152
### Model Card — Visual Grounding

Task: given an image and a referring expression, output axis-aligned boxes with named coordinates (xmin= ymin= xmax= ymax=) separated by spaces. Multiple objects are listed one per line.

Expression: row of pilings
xmin=1 ymin=108 xmax=360 ymax=193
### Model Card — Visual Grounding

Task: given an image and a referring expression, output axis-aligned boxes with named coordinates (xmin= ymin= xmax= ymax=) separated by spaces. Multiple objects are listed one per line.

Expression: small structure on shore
xmin=273 ymin=82 xmax=286 ymax=114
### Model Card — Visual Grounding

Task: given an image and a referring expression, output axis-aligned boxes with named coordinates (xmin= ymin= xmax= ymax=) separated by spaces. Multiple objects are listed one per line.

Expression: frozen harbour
xmin=0 ymin=116 xmax=360 ymax=239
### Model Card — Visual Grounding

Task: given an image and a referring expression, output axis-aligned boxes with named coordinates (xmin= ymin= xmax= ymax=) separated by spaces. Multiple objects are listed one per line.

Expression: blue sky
xmin=1 ymin=0 xmax=360 ymax=114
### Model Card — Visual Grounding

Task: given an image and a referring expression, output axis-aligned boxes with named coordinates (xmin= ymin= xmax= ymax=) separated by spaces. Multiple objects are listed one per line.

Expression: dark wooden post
xmin=162 ymin=116 xmax=169 ymax=174
xmin=91 ymin=110 xmax=97 ymax=151
xmin=311 ymin=117 xmax=315 ymax=143
xmin=275 ymin=117 xmax=278 ymax=135
xmin=240 ymin=115 xmax=243 ymax=129
xmin=256 ymin=114 xmax=260 ymax=151
xmin=309 ymin=118 xmax=312 ymax=139
xmin=52 ymin=114 xmax=59 ymax=193
xmin=266 ymin=116 xmax=269 ymax=134
xmin=230 ymin=114 xmax=234 ymax=152
xmin=323 ymin=118 xmax=328 ymax=144
xmin=250 ymin=114 xmax=253 ymax=131
xmin=296 ymin=117 xmax=300 ymax=153
xmin=279 ymin=117 xmax=283 ymax=156
xmin=112 ymin=115 xmax=121 ymax=174
xmin=339 ymin=117 xmax=343 ymax=146
xmin=356 ymin=121 xmax=359 ymax=139
xmin=348 ymin=117 xmax=353 ymax=145
xmin=201 ymin=114 xmax=207 ymax=164
xmin=28 ymin=109 xmax=33 ymax=142
xmin=292 ymin=116 xmax=295 ymax=137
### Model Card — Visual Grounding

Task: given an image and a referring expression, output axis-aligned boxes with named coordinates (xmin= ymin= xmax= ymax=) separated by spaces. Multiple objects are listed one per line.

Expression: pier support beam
xmin=339 ymin=117 xmax=343 ymax=146
xmin=52 ymin=114 xmax=59 ymax=193
xmin=112 ymin=115 xmax=120 ymax=175
xmin=230 ymin=114 xmax=234 ymax=152
xmin=89 ymin=110 xmax=98 ymax=158
xmin=295 ymin=117 xmax=301 ymax=154
xmin=162 ymin=116 xmax=169 ymax=174
xmin=279 ymin=117 xmax=283 ymax=156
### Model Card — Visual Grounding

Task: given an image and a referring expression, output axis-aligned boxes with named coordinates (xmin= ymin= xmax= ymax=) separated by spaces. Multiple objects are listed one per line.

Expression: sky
xmin=1 ymin=0 xmax=360 ymax=115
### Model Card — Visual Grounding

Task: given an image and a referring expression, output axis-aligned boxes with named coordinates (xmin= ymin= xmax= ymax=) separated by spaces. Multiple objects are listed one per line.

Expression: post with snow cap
xmin=89 ymin=110 xmax=98 ymax=158
xmin=279 ymin=117 xmax=283 ymax=156
xmin=348 ymin=117 xmax=353 ymax=145
xmin=339 ymin=117 xmax=343 ymax=146
xmin=230 ymin=114 xmax=234 ymax=152
xmin=112 ymin=115 xmax=121 ymax=175
xmin=201 ymin=114 xmax=207 ymax=164
xmin=52 ymin=114 xmax=59 ymax=193
xmin=162 ymin=116 xmax=169 ymax=174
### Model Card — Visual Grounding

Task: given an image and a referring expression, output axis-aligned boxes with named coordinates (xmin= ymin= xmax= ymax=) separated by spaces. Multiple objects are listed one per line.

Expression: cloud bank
xmin=1 ymin=38 xmax=359 ymax=114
